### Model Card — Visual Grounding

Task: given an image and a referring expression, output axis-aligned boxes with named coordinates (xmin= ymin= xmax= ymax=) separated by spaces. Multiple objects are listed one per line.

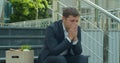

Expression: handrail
xmin=57 ymin=1 xmax=67 ymax=7
xmin=82 ymin=0 xmax=120 ymax=23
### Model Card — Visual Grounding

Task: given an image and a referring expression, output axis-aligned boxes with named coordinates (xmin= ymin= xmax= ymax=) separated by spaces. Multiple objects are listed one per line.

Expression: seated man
xmin=37 ymin=7 xmax=88 ymax=63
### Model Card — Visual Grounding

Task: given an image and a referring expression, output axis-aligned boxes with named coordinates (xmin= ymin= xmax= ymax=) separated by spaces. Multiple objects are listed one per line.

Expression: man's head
xmin=62 ymin=7 xmax=80 ymax=31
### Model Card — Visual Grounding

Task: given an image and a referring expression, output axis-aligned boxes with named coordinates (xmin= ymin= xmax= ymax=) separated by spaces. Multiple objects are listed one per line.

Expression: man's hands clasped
xmin=68 ymin=24 xmax=78 ymax=42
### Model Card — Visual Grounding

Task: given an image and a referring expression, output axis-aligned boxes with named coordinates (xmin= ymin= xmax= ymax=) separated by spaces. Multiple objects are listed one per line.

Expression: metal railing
xmin=82 ymin=0 xmax=120 ymax=22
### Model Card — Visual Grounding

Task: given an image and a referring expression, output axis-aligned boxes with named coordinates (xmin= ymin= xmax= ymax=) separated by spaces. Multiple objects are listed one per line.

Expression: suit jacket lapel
xmin=57 ymin=20 xmax=65 ymax=42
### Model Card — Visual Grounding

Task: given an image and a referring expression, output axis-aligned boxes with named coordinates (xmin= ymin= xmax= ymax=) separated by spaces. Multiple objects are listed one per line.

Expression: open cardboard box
xmin=6 ymin=50 xmax=34 ymax=63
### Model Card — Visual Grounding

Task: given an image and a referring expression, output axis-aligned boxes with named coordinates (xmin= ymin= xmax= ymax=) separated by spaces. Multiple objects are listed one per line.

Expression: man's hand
xmin=73 ymin=36 xmax=78 ymax=42
xmin=68 ymin=24 xmax=78 ymax=41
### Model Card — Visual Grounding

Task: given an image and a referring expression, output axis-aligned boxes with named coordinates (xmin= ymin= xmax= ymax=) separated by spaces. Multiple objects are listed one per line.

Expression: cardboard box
xmin=6 ymin=50 xmax=34 ymax=63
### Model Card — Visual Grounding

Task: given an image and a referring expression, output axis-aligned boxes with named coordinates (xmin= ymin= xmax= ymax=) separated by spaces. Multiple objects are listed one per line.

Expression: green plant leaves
xmin=20 ymin=45 xmax=32 ymax=51
xmin=9 ymin=0 xmax=50 ymax=22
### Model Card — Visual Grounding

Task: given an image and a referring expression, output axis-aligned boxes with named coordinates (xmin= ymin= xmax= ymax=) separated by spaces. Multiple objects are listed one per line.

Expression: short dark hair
xmin=62 ymin=7 xmax=80 ymax=18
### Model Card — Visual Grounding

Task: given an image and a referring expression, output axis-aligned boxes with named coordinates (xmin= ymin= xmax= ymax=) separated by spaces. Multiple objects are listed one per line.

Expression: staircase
xmin=0 ymin=18 xmax=52 ymax=62
xmin=0 ymin=27 xmax=46 ymax=59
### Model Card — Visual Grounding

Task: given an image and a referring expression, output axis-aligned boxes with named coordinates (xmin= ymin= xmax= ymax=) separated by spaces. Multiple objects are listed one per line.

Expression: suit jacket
xmin=37 ymin=20 xmax=82 ymax=63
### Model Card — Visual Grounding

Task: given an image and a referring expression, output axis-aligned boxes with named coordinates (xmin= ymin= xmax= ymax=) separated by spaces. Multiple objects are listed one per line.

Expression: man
xmin=37 ymin=7 xmax=88 ymax=63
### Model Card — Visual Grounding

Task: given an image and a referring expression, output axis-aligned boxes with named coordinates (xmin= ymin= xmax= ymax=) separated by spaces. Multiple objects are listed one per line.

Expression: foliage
xmin=20 ymin=45 xmax=32 ymax=51
xmin=9 ymin=0 xmax=50 ymax=22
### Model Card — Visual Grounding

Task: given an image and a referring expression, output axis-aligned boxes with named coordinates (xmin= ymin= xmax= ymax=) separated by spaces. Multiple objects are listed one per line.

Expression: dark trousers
xmin=43 ymin=55 xmax=88 ymax=63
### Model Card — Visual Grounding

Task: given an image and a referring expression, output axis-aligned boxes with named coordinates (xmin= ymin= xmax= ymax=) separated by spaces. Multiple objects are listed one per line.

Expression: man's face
xmin=62 ymin=15 xmax=79 ymax=31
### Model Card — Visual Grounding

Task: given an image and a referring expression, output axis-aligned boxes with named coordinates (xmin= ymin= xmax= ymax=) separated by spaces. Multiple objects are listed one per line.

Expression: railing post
xmin=0 ymin=0 xmax=4 ymax=22
xmin=77 ymin=0 xmax=81 ymax=26
xmin=52 ymin=0 xmax=58 ymax=22
xmin=103 ymin=1 xmax=109 ymax=63
xmin=103 ymin=18 xmax=109 ymax=63
xmin=95 ymin=0 xmax=99 ymax=27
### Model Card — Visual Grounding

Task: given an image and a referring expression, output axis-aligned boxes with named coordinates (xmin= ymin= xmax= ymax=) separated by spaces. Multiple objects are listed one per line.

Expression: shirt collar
xmin=62 ymin=22 xmax=67 ymax=32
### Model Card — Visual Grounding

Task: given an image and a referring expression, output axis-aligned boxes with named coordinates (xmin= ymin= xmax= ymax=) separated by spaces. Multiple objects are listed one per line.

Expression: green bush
xmin=9 ymin=0 xmax=50 ymax=22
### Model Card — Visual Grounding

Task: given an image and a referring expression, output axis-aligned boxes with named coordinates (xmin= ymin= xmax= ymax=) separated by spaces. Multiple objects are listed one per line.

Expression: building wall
xmin=105 ymin=0 xmax=120 ymax=9
xmin=81 ymin=0 xmax=120 ymax=15
xmin=90 ymin=0 xmax=120 ymax=9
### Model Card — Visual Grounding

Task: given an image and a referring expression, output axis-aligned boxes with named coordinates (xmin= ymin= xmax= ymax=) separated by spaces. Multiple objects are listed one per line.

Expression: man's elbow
xmin=49 ymin=49 xmax=60 ymax=55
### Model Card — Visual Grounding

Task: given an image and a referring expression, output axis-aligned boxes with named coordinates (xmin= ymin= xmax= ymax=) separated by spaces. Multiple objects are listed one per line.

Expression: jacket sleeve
xmin=72 ymin=27 xmax=82 ymax=55
xmin=44 ymin=26 xmax=72 ymax=55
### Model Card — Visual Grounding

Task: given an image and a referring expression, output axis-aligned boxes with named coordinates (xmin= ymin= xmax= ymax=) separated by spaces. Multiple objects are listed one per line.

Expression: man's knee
xmin=65 ymin=55 xmax=89 ymax=63
xmin=44 ymin=56 xmax=67 ymax=63
xmin=79 ymin=55 xmax=89 ymax=63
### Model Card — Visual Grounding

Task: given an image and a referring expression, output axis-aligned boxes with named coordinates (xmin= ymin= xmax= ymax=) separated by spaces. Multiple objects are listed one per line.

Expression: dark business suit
xmin=37 ymin=20 xmax=87 ymax=63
